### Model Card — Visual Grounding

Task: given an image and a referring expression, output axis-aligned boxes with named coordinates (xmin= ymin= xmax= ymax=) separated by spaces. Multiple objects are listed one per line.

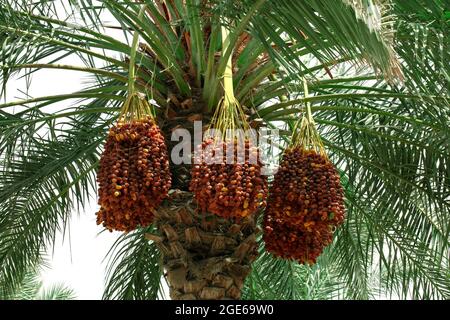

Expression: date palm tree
xmin=0 ymin=0 xmax=448 ymax=300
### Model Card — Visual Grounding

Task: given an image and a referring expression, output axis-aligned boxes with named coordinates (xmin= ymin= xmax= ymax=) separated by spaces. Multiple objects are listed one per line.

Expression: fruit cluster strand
xmin=96 ymin=118 xmax=171 ymax=231
xmin=190 ymin=138 xmax=268 ymax=219
xmin=264 ymin=147 xmax=345 ymax=264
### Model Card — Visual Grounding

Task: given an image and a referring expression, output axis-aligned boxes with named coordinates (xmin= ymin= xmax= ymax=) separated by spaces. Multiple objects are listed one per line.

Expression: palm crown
xmin=0 ymin=0 xmax=449 ymax=300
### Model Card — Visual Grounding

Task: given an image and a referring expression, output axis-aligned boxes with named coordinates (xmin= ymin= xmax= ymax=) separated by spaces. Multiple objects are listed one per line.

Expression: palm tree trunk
xmin=148 ymin=190 xmax=259 ymax=300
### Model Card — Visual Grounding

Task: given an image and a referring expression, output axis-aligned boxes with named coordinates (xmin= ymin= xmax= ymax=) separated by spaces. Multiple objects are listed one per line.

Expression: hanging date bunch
xmin=96 ymin=93 xmax=171 ymax=232
xmin=96 ymin=9 xmax=171 ymax=232
xmin=263 ymin=80 xmax=345 ymax=264
xmin=189 ymin=24 xmax=268 ymax=219
xmin=190 ymin=106 xmax=268 ymax=218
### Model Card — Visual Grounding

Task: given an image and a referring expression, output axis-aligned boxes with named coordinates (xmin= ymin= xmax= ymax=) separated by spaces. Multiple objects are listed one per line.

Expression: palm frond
xmin=103 ymin=226 xmax=164 ymax=300
xmin=212 ymin=0 xmax=401 ymax=80
xmin=0 ymin=261 xmax=76 ymax=300
xmin=0 ymin=268 xmax=42 ymax=299
xmin=243 ymin=242 xmax=341 ymax=300
xmin=38 ymin=284 xmax=76 ymax=300
xmin=0 ymin=94 xmax=114 ymax=295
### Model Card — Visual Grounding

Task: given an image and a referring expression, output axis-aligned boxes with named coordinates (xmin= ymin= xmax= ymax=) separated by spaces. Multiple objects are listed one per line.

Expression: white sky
xmin=41 ymin=201 xmax=120 ymax=299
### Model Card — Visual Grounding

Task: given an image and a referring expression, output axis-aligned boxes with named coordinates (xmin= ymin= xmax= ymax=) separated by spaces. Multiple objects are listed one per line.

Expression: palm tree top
xmin=0 ymin=0 xmax=448 ymax=300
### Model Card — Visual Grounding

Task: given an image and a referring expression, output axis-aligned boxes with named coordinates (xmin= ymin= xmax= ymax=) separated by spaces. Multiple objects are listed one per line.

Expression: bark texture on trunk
xmin=149 ymin=190 xmax=259 ymax=300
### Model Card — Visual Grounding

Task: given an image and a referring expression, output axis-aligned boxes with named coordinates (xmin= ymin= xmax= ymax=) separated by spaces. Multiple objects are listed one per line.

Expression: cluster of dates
xmin=96 ymin=118 xmax=171 ymax=232
xmin=263 ymin=147 xmax=345 ymax=264
xmin=190 ymin=138 xmax=268 ymax=219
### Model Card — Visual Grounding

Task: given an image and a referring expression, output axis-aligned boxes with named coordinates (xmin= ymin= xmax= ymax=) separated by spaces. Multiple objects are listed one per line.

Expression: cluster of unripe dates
xmin=190 ymin=138 xmax=268 ymax=219
xmin=263 ymin=147 xmax=345 ymax=264
xmin=96 ymin=117 xmax=171 ymax=232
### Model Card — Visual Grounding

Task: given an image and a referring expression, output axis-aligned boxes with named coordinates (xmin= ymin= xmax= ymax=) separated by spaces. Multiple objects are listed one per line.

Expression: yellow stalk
xmin=290 ymin=78 xmax=326 ymax=156
xmin=221 ymin=23 xmax=235 ymax=110
xmin=303 ymin=77 xmax=313 ymax=123
xmin=118 ymin=4 xmax=156 ymax=124
xmin=207 ymin=20 xmax=250 ymax=143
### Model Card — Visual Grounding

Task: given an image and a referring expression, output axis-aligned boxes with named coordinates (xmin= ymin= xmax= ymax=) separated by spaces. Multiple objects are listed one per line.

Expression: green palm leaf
xmin=103 ymin=226 xmax=164 ymax=300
